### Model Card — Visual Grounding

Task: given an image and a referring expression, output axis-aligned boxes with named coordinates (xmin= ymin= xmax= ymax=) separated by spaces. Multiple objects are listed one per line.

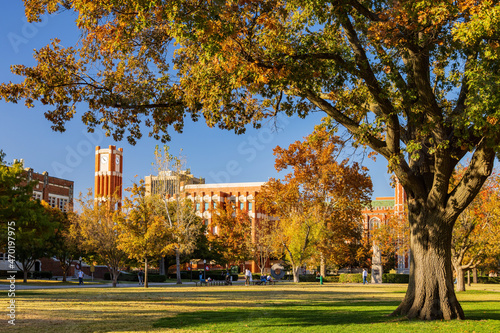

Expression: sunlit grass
xmin=5 ymin=283 xmax=500 ymax=332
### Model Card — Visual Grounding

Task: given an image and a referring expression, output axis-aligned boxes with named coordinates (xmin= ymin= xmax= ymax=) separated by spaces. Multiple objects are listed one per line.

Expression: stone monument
xmin=371 ymin=245 xmax=383 ymax=284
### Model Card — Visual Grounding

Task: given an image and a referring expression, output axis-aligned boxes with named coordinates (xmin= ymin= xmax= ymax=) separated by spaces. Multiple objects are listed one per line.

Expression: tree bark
xmin=144 ymin=258 xmax=149 ymax=288
xmin=292 ymin=265 xmax=300 ymax=283
xmin=320 ymin=252 xmax=326 ymax=277
xmin=175 ymin=249 xmax=182 ymax=284
xmin=473 ymin=268 xmax=477 ymax=284
xmin=391 ymin=209 xmax=465 ymax=320
xmin=112 ymin=268 xmax=119 ymax=287
xmin=455 ymin=266 xmax=465 ymax=292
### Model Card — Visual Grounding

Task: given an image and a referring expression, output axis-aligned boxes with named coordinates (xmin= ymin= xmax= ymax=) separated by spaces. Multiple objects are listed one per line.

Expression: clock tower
xmin=95 ymin=145 xmax=123 ymax=207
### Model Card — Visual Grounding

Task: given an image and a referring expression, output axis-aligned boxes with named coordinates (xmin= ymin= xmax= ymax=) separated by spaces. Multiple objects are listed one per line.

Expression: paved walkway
xmin=0 ymin=280 xmax=250 ymax=290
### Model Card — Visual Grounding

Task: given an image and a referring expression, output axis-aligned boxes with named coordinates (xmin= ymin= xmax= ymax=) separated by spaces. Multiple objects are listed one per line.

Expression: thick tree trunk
xmin=391 ymin=210 xmax=464 ymax=320
xmin=175 ymin=249 xmax=182 ymax=284
xmin=455 ymin=266 xmax=466 ymax=292
xmin=473 ymin=268 xmax=477 ymax=284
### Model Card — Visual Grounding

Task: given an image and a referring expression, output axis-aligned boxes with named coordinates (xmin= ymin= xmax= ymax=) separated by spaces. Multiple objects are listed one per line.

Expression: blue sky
xmin=0 ymin=2 xmax=394 ymax=202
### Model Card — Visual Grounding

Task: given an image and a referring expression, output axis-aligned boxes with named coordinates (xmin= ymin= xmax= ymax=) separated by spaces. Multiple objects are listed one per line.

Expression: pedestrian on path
xmin=78 ymin=270 xmax=84 ymax=285
xmin=362 ymin=269 xmax=368 ymax=284
xmin=138 ymin=268 xmax=144 ymax=286
xmin=245 ymin=269 xmax=251 ymax=286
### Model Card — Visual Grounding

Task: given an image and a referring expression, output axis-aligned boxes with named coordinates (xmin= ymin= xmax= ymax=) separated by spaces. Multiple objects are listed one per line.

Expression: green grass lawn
xmin=5 ymin=283 xmax=500 ymax=332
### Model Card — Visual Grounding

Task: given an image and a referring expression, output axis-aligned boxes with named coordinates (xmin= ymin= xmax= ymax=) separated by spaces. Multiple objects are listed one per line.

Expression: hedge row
xmin=383 ymin=273 xmax=410 ymax=283
xmin=103 ymin=272 xmax=167 ymax=282
xmin=477 ymin=276 xmax=500 ymax=284
xmin=0 ymin=270 xmax=53 ymax=279
xmin=195 ymin=271 xmax=239 ymax=281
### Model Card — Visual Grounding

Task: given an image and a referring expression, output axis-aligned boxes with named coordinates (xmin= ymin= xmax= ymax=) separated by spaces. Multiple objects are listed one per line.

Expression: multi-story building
xmin=145 ymin=170 xmax=205 ymax=196
xmin=0 ymin=161 xmax=74 ymax=273
xmin=185 ymin=182 xmax=266 ymax=272
xmin=361 ymin=179 xmax=410 ymax=273
xmin=146 ymin=173 xmax=267 ymax=272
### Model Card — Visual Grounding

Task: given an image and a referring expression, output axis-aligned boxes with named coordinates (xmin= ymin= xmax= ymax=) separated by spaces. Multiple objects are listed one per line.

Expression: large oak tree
xmin=1 ymin=0 xmax=500 ymax=320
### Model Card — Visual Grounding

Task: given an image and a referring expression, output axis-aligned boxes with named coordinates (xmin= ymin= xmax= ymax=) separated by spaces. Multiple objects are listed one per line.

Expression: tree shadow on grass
xmin=153 ymin=301 xmax=399 ymax=331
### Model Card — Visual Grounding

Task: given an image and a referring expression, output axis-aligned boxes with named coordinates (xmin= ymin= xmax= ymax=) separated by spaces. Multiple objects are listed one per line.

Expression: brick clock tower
xmin=95 ymin=145 xmax=123 ymax=208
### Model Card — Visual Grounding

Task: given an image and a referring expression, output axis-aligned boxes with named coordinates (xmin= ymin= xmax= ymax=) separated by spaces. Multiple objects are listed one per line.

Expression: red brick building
xmin=361 ymin=179 xmax=410 ymax=273
xmin=184 ymin=182 xmax=266 ymax=272
xmin=0 ymin=162 xmax=76 ymax=275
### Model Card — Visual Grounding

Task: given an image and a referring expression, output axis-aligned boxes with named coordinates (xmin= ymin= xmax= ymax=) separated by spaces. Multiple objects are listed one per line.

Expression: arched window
xmin=369 ymin=217 xmax=381 ymax=230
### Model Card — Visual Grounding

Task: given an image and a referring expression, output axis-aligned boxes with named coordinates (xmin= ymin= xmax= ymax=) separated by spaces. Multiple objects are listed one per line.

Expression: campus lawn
xmin=5 ymin=283 xmax=500 ymax=332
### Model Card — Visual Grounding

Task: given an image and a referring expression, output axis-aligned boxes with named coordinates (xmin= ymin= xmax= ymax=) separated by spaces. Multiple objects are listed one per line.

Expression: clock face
xmin=100 ymin=155 xmax=108 ymax=171
xmin=115 ymin=156 xmax=120 ymax=171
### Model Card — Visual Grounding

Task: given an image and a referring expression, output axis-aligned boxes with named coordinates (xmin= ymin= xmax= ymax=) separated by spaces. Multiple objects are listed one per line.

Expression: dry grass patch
xmin=3 ymin=283 xmax=500 ymax=332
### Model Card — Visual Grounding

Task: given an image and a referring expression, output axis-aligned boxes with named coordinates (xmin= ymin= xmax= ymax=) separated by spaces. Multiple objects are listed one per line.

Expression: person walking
xmin=245 ymin=268 xmax=251 ymax=286
xmin=138 ymin=268 xmax=144 ymax=286
xmin=78 ymin=270 xmax=84 ymax=285
xmin=362 ymin=268 xmax=368 ymax=285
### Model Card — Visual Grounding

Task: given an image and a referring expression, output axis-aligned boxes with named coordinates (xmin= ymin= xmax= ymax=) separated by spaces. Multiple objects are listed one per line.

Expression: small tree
xmin=250 ymin=218 xmax=279 ymax=275
xmin=117 ymin=181 xmax=171 ymax=288
xmin=258 ymin=128 xmax=372 ymax=282
xmin=44 ymin=202 xmax=80 ymax=282
xmin=451 ymin=170 xmax=500 ymax=291
xmin=70 ymin=191 xmax=127 ymax=287
xmin=0 ymin=157 xmax=57 ymax=282
xmin=208 ymin=203 xmax=252 ymax=269
xmin=153 ymin=145 xmax=203 ymax=284
xmin=372 ymin=212 xmax=411 ymax=272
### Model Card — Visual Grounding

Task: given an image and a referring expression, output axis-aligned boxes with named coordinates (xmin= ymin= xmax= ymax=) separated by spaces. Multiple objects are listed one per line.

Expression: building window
xmin=32 ymin=192 xmax=42 ymax=201
xmin=59 ymin=198 xmax=69 ymax=212
xmin=196 ymin=203 xmax=200 ymax=211
xmin=369 ymin=217 xmax=381 ymax=230
xmin=213 ymin=202 xmax=217 ymax=209
xmin=240 ymin=202 xmax=244 ymax=210
xmin=213 ymin=226 xmax=218 ymax=235
xmin=204 ymin=219 xmax=209 ymax=226
xmin=48 ymin=196 xmax=57 ymax=208
xmin=204 ymin=203 xmax=209 ymax=211
xmin=248 ymin=202 xmax=253 ymax=211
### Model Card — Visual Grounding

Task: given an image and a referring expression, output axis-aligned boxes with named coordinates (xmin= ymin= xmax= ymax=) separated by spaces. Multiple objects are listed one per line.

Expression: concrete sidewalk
xmin=0 ymin=280 xmax=249 ymax=290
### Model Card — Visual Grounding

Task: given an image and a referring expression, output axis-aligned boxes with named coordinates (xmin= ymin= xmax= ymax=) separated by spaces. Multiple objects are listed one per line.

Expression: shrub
xmin=0 ymin=270 xmax=30 ymax=279
xmin=323 ymin=275 xmax=339 ymax=283
xmin=104 ymin=272 xmax=138 ymax=281
xmin=382 ymin=273 xmax=409 ymax=283
xmin=201 ymin=272 xmax=238 ymax=281
xmin=339 ymin=273 xmax=367 ymax=283
xmin=167 ymin=271 xmax=189 ymax=280
xmin=32 ymin=271 xmax=53 ymax=279
xmin=148 ymin=274 xmax=167 ymax=282
xmin=477 ymin=276 xmax=500 ymax=284
xmin=299 ymin=274 xmax=318 ymax=282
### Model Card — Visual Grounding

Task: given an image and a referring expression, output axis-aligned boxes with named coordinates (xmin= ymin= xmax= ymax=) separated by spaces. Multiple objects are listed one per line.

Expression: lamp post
xmin=203 ymin=259 xmax=206 ymax=280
